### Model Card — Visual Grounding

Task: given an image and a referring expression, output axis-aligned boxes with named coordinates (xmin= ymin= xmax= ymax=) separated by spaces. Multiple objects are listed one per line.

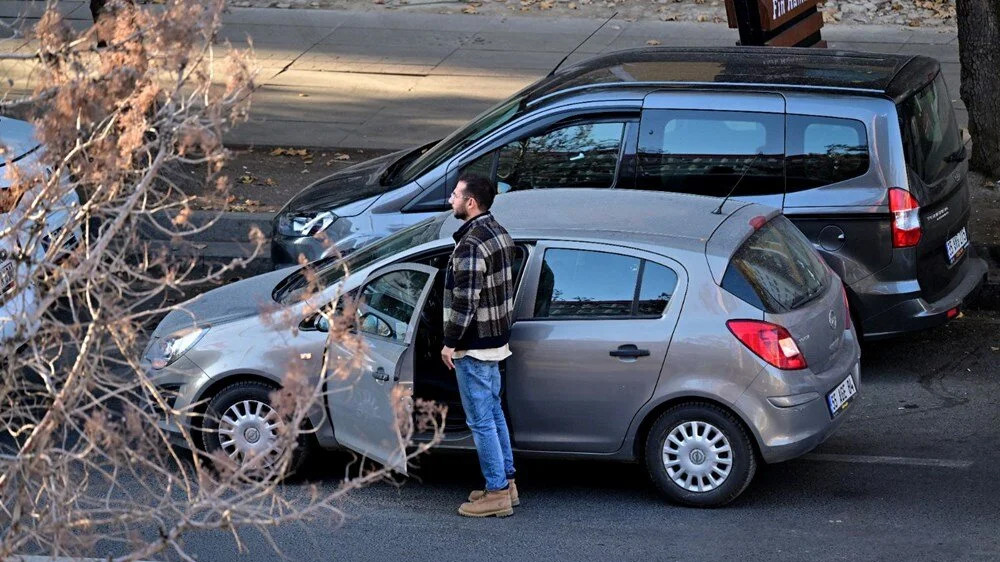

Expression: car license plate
xmin=827 ymin=374 xmax=857 ymax=418
xmin=946 ymin=227 xmax=969 ymax=264
xmin=0 ymin=261 xmax=13 ymax=294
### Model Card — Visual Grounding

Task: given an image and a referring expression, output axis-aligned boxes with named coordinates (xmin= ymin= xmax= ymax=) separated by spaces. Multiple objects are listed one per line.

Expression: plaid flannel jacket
xmin=443 ymin=212 xmax=515 ymax=350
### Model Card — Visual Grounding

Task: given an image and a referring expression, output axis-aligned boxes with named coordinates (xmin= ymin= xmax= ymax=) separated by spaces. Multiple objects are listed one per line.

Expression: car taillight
xmin=842 ymin=285 xmax=852 ymax=331
xmin=727 ymin=320 xmax=807 ymax=370
xmin=889 ymin=188 xmax=921 ymax=248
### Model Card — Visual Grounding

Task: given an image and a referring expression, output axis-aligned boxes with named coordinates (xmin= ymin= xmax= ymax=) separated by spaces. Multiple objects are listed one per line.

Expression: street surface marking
xmin=803 ymin=453 xmax=973 ymax=469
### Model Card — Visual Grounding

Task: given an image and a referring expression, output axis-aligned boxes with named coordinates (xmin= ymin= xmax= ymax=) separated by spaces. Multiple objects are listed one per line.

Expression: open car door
xmin=324 ymin=263 xmax=438 ymax=474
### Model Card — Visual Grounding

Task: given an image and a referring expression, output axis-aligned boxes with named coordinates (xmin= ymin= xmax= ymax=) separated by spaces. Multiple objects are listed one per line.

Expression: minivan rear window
xmin=722 ymin=216 xmax=828 ymax=312
xmin=898 ymin=73 xmax=962 ymax=187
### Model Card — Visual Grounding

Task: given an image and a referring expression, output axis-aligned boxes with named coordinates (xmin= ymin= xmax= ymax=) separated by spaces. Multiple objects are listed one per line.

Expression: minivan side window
xmin=635 ymin=109 xmax=784 ymax=197
xmin=786 ymin=115 xmax=870 ymax=191
xmin=463 ymin=121 xmax=626 ymax=193
xmin=533 ymin=248 xmax=678 ymax=319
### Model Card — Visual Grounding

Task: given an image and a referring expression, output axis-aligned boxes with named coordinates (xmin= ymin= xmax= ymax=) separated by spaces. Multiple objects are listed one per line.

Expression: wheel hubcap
xmin=662 ymin=420 xmax=733 ymax=493
xmin=218 ymin=399 xmax=282 ymax=467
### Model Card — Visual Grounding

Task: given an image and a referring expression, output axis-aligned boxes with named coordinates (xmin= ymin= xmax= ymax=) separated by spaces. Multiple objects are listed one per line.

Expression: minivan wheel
xmin=644 ymin=403 xmax=756 ymax=507
xmin=202 ymin=381 xmax=313 ymax=478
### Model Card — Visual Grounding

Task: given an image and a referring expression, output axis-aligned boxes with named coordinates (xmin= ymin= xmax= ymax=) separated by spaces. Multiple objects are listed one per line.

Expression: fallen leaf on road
xmin=646 ymin=39 xmax=661 ymax=46
xmin=263 ymin=177 xmax=277 ymax=186
xmin=334 ymin=153 xmax=351 ymax=160
xmin=238 ymin=174 xmax=254 ymax=184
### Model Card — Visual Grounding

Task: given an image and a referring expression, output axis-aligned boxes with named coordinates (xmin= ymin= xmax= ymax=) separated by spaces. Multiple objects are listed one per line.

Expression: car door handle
xmin=371 ymin=367 xmax=393 ymax=382
xmin=610 ymin=344 xmax=650 ymax=359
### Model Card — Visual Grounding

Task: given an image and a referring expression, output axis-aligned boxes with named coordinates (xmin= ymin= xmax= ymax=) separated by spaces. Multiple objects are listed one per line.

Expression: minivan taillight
xmin=889 ymin=188 xmax=921 ymax=248
xmin=727 ymin=320 xmax=807 ymax=370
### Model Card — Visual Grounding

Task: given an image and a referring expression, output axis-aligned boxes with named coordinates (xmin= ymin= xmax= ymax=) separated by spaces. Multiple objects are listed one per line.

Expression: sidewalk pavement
xmin=0 ymin=2 xmax=963 ymax=150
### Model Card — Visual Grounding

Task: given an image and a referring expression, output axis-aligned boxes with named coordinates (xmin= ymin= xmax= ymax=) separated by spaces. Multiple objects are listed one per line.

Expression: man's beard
xmin=453 ymin=207 xmax=468 ymax=220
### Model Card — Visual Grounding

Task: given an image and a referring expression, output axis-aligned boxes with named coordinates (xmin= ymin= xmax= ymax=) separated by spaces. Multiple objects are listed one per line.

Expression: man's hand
xmin=441 ymin=346 xmax=456 ymax=370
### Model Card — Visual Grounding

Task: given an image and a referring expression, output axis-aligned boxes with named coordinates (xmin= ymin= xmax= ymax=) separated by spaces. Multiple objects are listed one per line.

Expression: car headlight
xmin=276 ymin=211 xmax=337 ymax=237
xmin=148 ymin=327 xmax=209 ymax=370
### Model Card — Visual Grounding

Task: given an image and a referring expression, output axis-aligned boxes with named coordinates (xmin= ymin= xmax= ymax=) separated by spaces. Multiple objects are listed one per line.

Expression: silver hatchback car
xmin=144 ymin=190 xmax=860 ymax=507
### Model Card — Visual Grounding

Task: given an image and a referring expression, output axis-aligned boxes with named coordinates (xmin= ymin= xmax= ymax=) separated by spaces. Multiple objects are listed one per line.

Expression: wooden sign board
xmin=758 ymin=0 xmax=820 ymax=31
xmin=724 ymin=0 xmax=825 ymax=47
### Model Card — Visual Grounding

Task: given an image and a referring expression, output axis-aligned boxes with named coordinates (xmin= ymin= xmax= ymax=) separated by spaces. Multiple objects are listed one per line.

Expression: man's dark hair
xmin=457 ymin=174 xmax=496 ymax=211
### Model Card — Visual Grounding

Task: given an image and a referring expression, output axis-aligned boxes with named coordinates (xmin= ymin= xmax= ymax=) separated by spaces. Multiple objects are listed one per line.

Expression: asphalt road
xmin=147 ymin=307 xmax=1000 ymax=562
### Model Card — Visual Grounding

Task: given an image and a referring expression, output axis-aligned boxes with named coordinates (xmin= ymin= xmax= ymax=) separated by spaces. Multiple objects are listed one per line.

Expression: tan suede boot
xmin=468 ymin=479 xmax=520 ymax=506
xmin=458 ymin=489 xmax=514 ymax=518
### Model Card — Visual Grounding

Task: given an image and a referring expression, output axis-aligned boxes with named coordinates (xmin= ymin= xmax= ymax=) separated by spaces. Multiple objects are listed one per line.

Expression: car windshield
xmin=274 ymin=214 xmax=448 ymax=304
xmin=388 ymin=96 xmax=524 ymax=186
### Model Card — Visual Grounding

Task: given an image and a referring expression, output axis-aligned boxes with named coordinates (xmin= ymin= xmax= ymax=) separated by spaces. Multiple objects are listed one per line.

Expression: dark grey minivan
xmin=272 ymin=47 xmax=986 ymax=339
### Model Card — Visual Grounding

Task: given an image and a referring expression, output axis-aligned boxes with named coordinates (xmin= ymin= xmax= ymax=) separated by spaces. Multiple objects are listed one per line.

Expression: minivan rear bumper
xmin=855 ymin=254 xmax=987 ymax=340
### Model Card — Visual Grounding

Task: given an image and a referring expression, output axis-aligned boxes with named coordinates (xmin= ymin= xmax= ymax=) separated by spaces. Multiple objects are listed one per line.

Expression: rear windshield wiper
xmin=943 ymin=145 xmax=967 ymax=163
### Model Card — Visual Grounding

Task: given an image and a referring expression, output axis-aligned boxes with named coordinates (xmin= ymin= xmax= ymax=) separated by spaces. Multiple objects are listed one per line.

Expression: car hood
xmin=283 ymin=149 xmax=409 ymax=215
xmin=154 ymin=268 xmax=293 ymax=336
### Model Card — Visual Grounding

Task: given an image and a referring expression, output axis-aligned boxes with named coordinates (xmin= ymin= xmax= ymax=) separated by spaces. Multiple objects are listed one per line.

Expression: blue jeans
xmin=454 ymin=356 xmax=515 ymax=492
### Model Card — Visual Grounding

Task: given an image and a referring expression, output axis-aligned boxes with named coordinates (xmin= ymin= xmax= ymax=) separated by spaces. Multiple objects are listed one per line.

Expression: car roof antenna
xmin=548 ymin=11 xmax=619 ymax=77
xmin=712 ymin=152 xmax=763 ymax=215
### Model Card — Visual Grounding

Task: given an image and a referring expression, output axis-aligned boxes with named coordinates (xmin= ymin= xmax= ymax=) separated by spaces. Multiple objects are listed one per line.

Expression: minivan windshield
xmin=388 ymin=96 xmax=524 ymax=186
xmin=274 ymin=214 xmax=448 ymax=304
xmin=723 ymin=216 xmax=828 ymax=312
xmin=898 ymin=73 xmax=963 ymax=188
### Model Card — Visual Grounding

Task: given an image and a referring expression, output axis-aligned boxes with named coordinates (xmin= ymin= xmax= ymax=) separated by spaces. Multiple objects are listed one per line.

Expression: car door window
xmin=463 ymin=121 xmax=626 ymax=193
xmin=533 ymin=249 xmax=678 ymax=319
xmin=786 ymin=115 xmax=870 ymax=191
xmin=635 ymin=109 xmax=784 ymax=198
xmin=358 ymin=269 xmax=432 ymax=342
xmin=637 ymin=261 xmax=678 ymax=316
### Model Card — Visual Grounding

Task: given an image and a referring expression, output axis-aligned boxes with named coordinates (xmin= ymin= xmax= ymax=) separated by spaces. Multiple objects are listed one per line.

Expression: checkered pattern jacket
xmin=443 ymin=212 xmax=515 ymax=351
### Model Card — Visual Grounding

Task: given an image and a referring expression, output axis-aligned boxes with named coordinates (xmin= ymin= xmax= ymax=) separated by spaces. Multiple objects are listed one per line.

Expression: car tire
xmin=644 ymin=403 xmax=757 ymax=507
xmin=202 ymin=380 xmax=313 ymax=478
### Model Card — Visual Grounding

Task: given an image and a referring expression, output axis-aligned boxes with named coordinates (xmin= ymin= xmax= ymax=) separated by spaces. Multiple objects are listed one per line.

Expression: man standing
xmin=441 ymin=174 xmax=519 ymax=518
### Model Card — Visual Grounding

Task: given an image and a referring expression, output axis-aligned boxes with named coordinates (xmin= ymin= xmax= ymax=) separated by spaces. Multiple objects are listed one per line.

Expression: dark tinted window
xmin=723 ymin=216 xmax=828 ymax=312
xmin=535 ymin=249 xmax=639 ymax=318
xmin=534 ymin=249 xmax=678 ymax=319
xmin=406 ymin=177 xmax=449 ymax=212
xmin=786 ymin=115 xmax=870 ymax=191
xmin=898 ymin=74 xmax=962 ymax=186
xmin=637 ymin=262 xmax=678 ymax=316
xmin=493 ymin=122 xmax=626 ymax=192
xmin=636 ymin=110 xmax=784 ymax=197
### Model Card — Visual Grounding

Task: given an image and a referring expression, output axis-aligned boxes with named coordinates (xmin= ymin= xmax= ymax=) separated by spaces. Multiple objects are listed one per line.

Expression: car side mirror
xmin=316 ymin=315 xmax=331 ymax=333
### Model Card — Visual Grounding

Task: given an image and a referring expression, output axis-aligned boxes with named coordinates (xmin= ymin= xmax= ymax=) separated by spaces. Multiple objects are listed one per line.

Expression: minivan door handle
xmin=610 ymin=344 xmax=650 ymax=359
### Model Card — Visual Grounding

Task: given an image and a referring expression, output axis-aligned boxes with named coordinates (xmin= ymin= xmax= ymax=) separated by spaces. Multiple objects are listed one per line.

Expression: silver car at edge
xmin=144 ymin=189 xmax=861 ymax=507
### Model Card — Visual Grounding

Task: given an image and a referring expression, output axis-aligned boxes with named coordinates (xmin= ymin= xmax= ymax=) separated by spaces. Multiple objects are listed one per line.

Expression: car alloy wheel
xmin=218 ymin=399 xmax=281 ymax=467
xmin=662 ymin=420 xmax=732 ymax=492
xmin=644 ymin=403 xmax=757 ymax=507
xmin=202 ymin=380 xmax=314 ymax=478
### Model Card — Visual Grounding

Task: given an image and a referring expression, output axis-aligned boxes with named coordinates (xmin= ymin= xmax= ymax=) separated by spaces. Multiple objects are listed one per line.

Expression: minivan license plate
xmin=946 ymin=227 xmax=969 ymax=264
xmin=827 ymin=374 xmax=857 ymax=418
